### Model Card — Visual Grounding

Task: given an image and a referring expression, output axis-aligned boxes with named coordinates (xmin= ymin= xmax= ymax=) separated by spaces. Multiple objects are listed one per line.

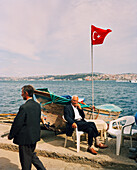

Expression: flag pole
xmin=91 ymin=43 xmax=94 ymax=107
xmin=90 ymin=25 xmax=112 ymax=117
xmin=91 ymin=25 xmax=94 ymax=118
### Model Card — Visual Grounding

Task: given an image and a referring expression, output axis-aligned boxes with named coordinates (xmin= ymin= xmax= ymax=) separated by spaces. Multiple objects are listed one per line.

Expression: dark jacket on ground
xmin=8 ymin=99 xmax=41 ymax=145
xmin=64 ymin=104 xmax=85 ymax=136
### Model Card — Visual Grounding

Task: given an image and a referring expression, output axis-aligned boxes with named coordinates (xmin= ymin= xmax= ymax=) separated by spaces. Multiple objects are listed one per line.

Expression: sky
xmin=0 ymin=0 xmax=137 ymax=77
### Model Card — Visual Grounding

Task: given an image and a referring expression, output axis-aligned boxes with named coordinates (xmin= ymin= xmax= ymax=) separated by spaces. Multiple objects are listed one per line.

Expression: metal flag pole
xmin=91 ymin=26 xmax=94 ymax=108
xmin=90 ymin=26 xmax=94 ymax=119
xmin=91 ymin=43 xmax=94 ymax=107
xmin=90 ymin=25 xmax=112 ymax=119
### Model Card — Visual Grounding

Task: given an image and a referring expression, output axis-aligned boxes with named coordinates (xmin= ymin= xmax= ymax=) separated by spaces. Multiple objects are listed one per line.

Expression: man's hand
xmin=75 ymin=103 xmax=82 ymax=110
xmin=72 ymin=122 xmax=77 ymax=128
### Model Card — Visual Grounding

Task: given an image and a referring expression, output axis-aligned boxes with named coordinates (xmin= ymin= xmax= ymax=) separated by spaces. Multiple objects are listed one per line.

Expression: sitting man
xmin=64 ymin=95 xmax=108 ymax=155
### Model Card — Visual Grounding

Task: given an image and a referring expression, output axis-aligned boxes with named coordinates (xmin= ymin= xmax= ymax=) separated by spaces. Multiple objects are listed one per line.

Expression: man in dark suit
xmin=64 ymin=95 xmax=108 ymax=155
xmin=8 ymin=85 xmax=46 ymax=170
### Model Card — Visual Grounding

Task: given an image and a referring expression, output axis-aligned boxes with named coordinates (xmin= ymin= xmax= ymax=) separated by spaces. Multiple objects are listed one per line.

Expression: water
xmin=0 ymin=80 xmax=137 ymax=117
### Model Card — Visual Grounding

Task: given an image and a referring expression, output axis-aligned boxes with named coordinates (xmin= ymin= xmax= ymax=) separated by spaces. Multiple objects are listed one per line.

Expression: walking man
xmin=8 ymin=85 xmax=46 ymax=170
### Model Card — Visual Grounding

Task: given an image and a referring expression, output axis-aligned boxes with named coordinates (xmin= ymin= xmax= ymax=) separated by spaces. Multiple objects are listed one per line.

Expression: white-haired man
xmin=64 ymin=95 xmax=108 ymax=155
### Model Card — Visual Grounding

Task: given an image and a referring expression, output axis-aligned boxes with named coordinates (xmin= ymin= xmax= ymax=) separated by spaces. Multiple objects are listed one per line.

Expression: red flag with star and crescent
xmin=91 ymin=25 xmax=112 ymax=45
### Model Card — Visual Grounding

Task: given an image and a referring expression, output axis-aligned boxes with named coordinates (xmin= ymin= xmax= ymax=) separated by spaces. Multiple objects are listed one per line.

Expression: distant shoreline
xmin=0 ymin=73 xmax=137 ymax=82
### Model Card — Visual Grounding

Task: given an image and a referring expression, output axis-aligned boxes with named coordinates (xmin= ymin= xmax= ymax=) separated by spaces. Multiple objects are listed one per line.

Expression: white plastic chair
xmin=64 ymin=127 xmax=85 ymax=152
xmin=107 ymin=116 xmax=135 ymax=155
xmin=63 ymin=116 xmax=85 ymax=152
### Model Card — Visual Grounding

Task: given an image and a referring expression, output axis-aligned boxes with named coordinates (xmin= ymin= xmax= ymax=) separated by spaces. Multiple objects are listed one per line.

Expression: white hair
xmin=71 ymin=95 xmax=78 ymax=99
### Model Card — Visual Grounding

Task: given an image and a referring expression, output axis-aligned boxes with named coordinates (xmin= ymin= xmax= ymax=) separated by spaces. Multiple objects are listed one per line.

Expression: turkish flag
xmin=91 ymin=25 xmax=112 ymax=45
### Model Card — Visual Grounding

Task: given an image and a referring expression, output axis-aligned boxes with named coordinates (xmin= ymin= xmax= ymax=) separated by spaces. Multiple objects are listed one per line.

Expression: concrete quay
xmin=0 ymin=123 xmax=137 ymax=170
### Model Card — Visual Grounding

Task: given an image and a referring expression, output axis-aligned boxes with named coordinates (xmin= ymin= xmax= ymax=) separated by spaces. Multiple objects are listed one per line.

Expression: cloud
xmin=0 ymin=0 xmax=137 ymax=76
xmin=0 ymin=0 xmax=51 ymax=60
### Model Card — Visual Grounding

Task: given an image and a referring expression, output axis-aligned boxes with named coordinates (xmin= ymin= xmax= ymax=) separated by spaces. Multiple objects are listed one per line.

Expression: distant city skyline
xmin=0 ymin=0 xmax=137 ymax=77
xmin=1 ymin=73 xmax=137 ymax=82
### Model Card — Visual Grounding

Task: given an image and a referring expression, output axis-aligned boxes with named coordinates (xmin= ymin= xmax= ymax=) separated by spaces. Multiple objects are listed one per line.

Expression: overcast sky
xmin=0 ymin=0 xmax=137 ymax=77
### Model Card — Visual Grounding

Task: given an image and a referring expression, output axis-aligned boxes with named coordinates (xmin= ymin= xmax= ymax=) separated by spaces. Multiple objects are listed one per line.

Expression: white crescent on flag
xmin=92 ymin=31 xmax=96 ymax=40
xmin=93 ymin=31 xmax=101 ymax=41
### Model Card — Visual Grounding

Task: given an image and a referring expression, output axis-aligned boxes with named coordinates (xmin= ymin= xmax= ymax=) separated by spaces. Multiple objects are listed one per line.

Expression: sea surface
xmin=0 ymin=80 xmax=137 ymax=117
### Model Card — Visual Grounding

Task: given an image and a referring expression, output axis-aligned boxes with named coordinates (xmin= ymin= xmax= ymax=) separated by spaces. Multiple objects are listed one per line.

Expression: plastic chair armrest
xmin=122 ymin=122 xmax=135 ymax=134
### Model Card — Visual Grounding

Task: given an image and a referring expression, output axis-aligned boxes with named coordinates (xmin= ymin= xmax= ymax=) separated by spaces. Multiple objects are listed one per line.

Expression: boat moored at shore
xmin=34 ymin=88 xmax=123 ymax=132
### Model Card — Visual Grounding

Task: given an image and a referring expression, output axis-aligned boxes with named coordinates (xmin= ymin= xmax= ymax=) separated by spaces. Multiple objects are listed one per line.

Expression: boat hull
xmin=34 ymin=89 xmax=122 ymax=132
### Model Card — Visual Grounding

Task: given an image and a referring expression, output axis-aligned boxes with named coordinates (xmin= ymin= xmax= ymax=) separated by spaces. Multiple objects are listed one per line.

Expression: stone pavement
xmin=0 ymin=149 xmax=106 ymax=170
xmin=0 ymin=123 xmax=137 ymax=169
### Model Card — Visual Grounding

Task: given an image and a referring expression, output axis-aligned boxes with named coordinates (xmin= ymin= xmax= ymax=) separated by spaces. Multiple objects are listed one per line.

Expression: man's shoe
xmin=87 ymin=147 xmax=97 ymax=155
xmin=95 ymin=143 xmax=108 ymax=149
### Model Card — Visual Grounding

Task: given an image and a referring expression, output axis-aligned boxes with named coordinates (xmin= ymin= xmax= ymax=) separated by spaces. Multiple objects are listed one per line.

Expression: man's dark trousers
xmin=75 ymin=120 xmax=99 ymax=146
xmin=19 ymin=143 xmax=45 ymax=170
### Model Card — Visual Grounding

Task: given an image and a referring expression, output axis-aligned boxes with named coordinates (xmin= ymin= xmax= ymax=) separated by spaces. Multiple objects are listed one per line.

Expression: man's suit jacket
xmin=9 ymin=99 xmax=41 ymax=145
xmin=64 ymin=104 xmax=85 ymax=136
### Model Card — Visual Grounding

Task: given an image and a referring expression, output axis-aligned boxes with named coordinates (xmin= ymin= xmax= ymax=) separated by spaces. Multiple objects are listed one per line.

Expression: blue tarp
xmin=95 ymin=104 xmax=123 ymax=112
